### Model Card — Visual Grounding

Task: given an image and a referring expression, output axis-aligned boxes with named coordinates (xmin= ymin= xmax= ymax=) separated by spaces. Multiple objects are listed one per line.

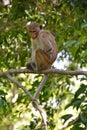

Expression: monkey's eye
xmin=29 ymin=31 xmax=36 ymax=33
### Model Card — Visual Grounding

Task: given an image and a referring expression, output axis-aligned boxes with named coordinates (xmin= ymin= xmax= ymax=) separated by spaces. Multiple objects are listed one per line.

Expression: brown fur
xmin=26 ymin=22 xmax=58 ymax=71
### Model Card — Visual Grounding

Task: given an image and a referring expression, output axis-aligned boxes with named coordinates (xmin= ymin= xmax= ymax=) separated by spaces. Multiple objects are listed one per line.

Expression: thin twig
xmin=34 ymin=74 xmax=48 ymax=99
xmin=33 ymin=101 xmax=48 ymax=130
xmin=5 ymin=73 xmax=34 ymax=101
xmin=60 ymin=116 xmax=79 ymax=130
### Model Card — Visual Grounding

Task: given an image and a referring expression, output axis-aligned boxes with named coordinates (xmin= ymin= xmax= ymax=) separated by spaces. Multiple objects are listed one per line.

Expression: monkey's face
xmin=29 ymin=29 xmax=38 ymax=39
xmin=26 ymin=22 xmax=41 ymax=39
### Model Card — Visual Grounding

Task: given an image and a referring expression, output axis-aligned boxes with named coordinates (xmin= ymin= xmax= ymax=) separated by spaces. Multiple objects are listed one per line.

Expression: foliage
xmin=63 ymin=81 xmax=87 ymax=129
xmin=0 ymin=0 xmax=87 ymax=129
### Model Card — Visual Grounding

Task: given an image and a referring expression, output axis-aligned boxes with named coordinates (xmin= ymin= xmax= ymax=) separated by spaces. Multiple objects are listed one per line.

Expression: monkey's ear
xmin=40 ymin=25 xmax=42 ymax=29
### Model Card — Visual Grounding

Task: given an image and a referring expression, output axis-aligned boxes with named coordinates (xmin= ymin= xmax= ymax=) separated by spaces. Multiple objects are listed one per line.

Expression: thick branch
xmin=0 ymin=68 xmax=87 ymax=77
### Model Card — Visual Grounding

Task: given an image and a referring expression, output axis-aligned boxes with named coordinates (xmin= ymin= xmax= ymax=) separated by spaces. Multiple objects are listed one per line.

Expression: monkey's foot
xmin=26 ymin=62 xmax=36 ymax=70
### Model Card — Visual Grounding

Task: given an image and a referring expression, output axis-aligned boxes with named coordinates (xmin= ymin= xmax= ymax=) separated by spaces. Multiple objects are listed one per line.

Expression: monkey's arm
xmin=39 ymin=31 xmax=56 ymax=52
xmin=39 ymin=30 xmax=58 ymax=62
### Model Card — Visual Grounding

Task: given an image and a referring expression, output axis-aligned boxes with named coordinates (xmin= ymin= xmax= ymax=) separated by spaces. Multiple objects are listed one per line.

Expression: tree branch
xmin=5 ymin=73 xmax=34 ymax=101
xmin=0 ymin=68 xmax=87 ymax=77
xmin=1 ymin=68 xmax=87 ymax=130
xmin=60 ymin=115 xmax=79 ymax=130
xmin=34 ymin=74 xmax=48 ymax=99
xmin=33 ymin=101 xmax=47 ymax=130
xmin=5 ymin=73 xmax=48 ymax=130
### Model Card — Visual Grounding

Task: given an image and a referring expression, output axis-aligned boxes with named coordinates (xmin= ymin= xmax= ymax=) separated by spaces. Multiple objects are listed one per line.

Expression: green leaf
xmin=61 ymin=114 xmax=73 ymax=123
xmin=70 ymin=125 xmax=86 ymax=130
xmin=0 ymin=90 xmax=6 ymax=96
xmin=81 ymin=23 xmax=87 ymax=28
xmin=64 ymin=40 xmax=77 ymax=48
xmin=65 ymin=98 xmax=83 ymax=110
xmin=78 ymin=36 xmax=87 ymax=42
xmin=82 ymin=50 xmax=87 ymax=57
xmin=79 ymin=114 xmax=87 ymax=125
xmin=75 ymin=84 xmax=87 ymax=98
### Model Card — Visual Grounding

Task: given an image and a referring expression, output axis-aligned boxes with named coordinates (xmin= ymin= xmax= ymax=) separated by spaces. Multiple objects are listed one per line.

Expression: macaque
xmin=26 ymin=22 xmax=57 ymax=71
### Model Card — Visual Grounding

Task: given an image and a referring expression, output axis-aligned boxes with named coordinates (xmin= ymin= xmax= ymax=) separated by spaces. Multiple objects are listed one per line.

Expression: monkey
xmin=26 ymin=22 xmax=58 ymax=71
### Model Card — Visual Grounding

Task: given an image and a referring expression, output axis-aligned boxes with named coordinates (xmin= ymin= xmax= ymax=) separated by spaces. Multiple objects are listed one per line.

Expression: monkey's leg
xmin=35 ymin=49 xmax=52 ymax=71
